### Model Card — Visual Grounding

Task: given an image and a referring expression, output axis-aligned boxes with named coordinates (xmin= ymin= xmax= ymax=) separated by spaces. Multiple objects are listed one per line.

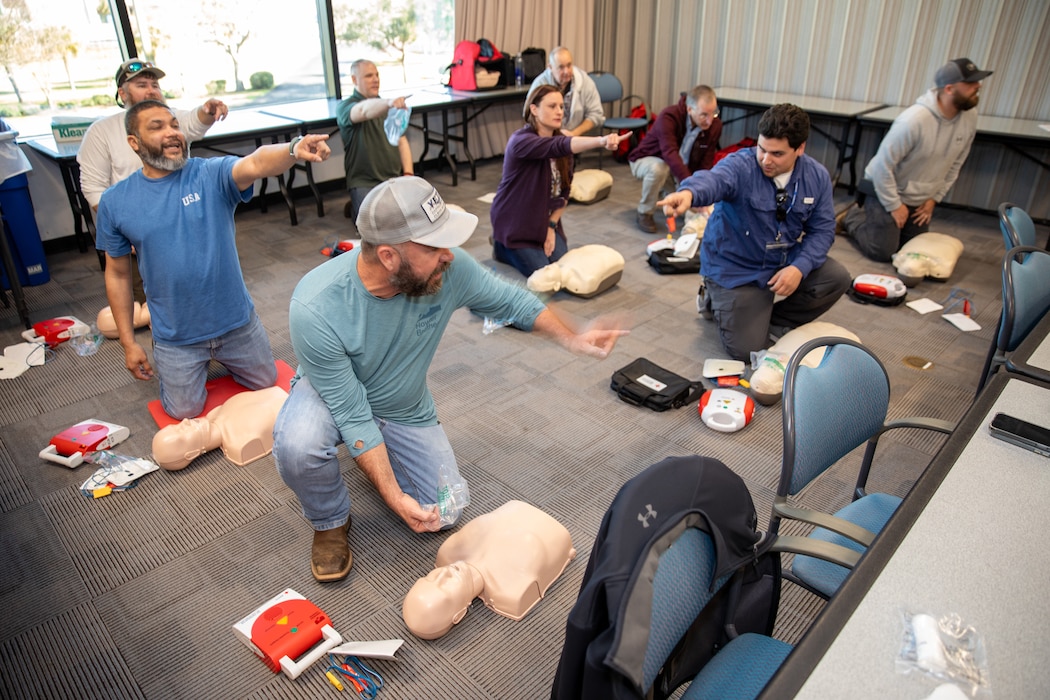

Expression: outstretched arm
xmin=532 ymin=307 xmax=629 ymax=359
xmin=196 ymin=98 xmax=229 ymax=126
xmin=570 ymin=133 xmax=620 ymax=154
xmin=231 ymin=134 xmax=331 ymax=190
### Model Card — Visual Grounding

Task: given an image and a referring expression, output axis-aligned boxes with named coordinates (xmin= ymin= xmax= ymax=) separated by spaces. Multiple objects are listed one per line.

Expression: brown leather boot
xmin=311 ymin=520 xmax=352 ymax=582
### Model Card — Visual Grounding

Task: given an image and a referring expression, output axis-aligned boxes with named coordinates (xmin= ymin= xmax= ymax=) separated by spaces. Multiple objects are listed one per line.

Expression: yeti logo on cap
xmin=421 ymin=189 xmax=447 ymax=224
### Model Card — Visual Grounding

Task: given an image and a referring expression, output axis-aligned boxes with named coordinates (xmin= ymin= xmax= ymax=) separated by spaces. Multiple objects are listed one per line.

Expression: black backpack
xmin=551 ymin=455 xmax=781 ymax=700
xmin=520 ymin=47 xmax=547 ymax=82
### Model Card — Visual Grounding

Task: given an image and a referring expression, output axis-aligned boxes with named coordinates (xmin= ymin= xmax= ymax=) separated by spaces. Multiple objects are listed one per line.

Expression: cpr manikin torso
xmin=402 ymin=500 xmax=576 ymax=639
xmin=151 ymin=386 xmax=288 ymax=470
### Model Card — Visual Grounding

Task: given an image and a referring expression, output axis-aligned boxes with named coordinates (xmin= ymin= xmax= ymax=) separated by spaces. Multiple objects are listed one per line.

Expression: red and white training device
xmin=699 ymin=389 xmax=755 ymax=433
xmin=39 ymin=419 xmax=130 ymax=468
xmin=233 ymin=589 xmax=343 ymax=680
xmin=849 ymin=274 xmax=907 ymax=306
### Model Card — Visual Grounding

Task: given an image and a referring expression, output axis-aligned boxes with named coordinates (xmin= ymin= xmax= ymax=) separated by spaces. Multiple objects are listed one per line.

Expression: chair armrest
xmin=880 ymin=417 xmax=955 ymax=435
xmin=769 ymin=535 xmax=862 ymax=568
xmin=772 ymin=500 xmax=876 ymax=546
xmin=619 ymin=94 xmax=646 ymax=117
xmin=856 ymin=416 xmax=956 ymax=499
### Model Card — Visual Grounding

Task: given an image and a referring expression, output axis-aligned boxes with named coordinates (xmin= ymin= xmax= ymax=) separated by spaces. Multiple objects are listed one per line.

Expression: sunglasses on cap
xmin=116 ymin=60 xmax=161 ymax=85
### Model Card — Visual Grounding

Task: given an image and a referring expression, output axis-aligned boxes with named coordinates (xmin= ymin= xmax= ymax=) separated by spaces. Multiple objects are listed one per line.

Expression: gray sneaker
xmin=636 ymin=211 xmax=657 ymax=233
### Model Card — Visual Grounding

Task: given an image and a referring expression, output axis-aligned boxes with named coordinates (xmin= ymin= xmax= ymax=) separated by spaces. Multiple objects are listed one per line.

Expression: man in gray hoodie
xmin=843 ymin=57 xmax=993 ymax=262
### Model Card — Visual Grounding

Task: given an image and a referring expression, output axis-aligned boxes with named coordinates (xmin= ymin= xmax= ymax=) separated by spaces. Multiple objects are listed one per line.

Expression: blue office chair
xmin=588 ymin=71 xmax=648 ymax=169
xmin=647 ymin=528 xmax=792 ymax=700
xmin=998 ymin=202 xmax=1037 ymax=249
xmin=771 ymin=338 xmax=954 ymax=599
xmin=977 ymin=246 xmax=1050 ymax=393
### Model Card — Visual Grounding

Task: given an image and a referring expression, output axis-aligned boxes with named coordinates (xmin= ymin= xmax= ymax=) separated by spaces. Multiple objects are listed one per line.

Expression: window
xmin=334 ymin=0 xmax=454 ymax=94
xmin=0 ymin=0 xmax=455 ymax=137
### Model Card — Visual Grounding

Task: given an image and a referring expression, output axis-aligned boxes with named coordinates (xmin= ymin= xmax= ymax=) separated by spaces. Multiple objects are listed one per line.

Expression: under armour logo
xmin=637 ymin=504 xmax=657 ymax=528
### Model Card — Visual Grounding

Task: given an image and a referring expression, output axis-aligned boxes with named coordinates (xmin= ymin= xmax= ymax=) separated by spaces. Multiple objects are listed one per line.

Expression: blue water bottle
xmin=514 ymin=54 xmax=524 ymax=87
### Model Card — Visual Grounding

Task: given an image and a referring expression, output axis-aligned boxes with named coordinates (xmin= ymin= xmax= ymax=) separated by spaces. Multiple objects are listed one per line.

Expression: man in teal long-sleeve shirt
xmin=274 ymin=176 xmax=627 ymax=582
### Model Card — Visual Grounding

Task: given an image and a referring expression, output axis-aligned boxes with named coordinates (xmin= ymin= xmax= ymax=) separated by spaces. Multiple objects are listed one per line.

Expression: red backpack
xmin=447 ymin=40 xmax=483 ymax=90
xmin=614 ymin=102 xmax=653 ymax=162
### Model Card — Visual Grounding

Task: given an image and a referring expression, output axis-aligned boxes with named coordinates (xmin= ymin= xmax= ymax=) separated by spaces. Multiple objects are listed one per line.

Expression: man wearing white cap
xmin=273 ymin=176 xmax=627 ymax=582
xmin=842 ymin=57 xmax=993 ymax=261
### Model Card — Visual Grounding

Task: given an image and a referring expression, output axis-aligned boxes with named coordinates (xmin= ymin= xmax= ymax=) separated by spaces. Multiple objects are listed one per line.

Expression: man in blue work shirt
xmin=273 ymin=176 xmax=627 ymax=582
xmin=660 ymin=103 xmax=850 ymax=361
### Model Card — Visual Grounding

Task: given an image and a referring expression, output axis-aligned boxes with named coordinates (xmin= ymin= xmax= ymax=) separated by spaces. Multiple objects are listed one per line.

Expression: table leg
xmin=0 ymin=204 xmax=31 ymax=329
xmin=458 ymin=104 xmax=476 ymax=180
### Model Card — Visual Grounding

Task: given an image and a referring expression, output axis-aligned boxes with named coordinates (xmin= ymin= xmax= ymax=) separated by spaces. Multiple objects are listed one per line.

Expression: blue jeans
xmin=151 ymin=313 xmax=276 ymax=419
xmin=493 ymin=236 xmax=567 ymax=278
xmin=272 ymin=376 xmax=463 ymax=531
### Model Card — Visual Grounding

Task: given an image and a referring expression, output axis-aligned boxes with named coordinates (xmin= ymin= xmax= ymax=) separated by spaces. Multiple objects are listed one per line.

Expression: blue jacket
xmin=680 ymin=148 xmax=836 ymax=289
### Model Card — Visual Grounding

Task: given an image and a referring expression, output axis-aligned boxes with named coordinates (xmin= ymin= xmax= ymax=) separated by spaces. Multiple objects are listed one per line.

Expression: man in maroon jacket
xmin=628 ymin=85 xmax=721 ymax=233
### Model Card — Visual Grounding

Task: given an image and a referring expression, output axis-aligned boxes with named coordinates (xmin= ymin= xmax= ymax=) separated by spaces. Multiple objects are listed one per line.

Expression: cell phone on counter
xmin=988 ymin=413 xmax=1050 ymax=457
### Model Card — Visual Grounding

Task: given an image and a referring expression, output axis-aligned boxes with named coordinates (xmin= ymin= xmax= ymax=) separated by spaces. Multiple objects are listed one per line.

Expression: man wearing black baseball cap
xmin=841 ymin=57 xmax=993 ymax=263
xmin=273 ymin=176 xmax=628 ymax=582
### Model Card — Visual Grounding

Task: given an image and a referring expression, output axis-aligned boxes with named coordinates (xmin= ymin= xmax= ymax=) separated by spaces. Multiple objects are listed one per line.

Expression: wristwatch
xmin=288 ymin=135 xmax=305 ymax=157
xmin=548 ymin=220 xmax=558 ymax=229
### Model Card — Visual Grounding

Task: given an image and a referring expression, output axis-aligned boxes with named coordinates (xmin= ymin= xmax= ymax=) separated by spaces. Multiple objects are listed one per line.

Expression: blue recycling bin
xmin=0 ymin=172 xmax=50 ymax=289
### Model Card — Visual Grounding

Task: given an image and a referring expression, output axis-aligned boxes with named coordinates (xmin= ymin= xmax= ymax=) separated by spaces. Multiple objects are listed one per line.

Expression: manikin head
xmin=402 ymin=561 xmax=484 ymax=639
xmin=152 ymin=418 xmax=218 ymax=471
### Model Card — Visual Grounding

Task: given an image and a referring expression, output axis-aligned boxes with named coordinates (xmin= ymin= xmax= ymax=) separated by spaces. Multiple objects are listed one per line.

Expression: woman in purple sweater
xmin=490 ymin=85 xmax=620 ymax=277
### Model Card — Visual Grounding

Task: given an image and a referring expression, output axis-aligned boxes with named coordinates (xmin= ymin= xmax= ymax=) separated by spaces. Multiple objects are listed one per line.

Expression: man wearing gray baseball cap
xmin=841 ymin=57 xmax=993 ymax=263
xmin=273 ymin=176 xmax=628 ymax=582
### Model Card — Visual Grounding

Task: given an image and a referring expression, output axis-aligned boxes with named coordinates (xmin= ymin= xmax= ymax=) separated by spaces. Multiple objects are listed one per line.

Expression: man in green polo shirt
xmin=336 ymin=59 xmax=415 ymax=221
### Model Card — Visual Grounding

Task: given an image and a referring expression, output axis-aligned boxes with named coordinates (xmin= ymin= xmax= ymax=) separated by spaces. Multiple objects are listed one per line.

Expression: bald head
xmin=548 ymin=47 xmax=574 ymax=88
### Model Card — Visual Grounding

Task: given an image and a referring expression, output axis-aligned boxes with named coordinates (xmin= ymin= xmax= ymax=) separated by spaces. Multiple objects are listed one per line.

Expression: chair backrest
xmin=998 ymin=202 xmax=1036 ymax=249
xmin=780 ymin=338 xmax=890 ymax=498
xmin=550 ymin=455 xmax=771 ymax=700
xmin=589 ymin=71 xmax=624 ymax=105
xmin=1000 ymin=246 xmax=1050 ymax=352
xmin=643 ymin=528 xmax=730 ymax=692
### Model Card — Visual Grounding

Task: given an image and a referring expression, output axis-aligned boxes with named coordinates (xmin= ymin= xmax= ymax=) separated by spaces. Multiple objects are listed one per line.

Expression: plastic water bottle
xmin=514 ymin=54 xmax=524 ymax=87
xmin=435 ymin=462 xmax=470 ymax=527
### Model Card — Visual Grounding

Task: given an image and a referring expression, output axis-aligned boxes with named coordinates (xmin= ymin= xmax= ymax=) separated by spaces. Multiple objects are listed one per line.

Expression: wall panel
xmin=588 ymin=0 xmax=1050 ymax=219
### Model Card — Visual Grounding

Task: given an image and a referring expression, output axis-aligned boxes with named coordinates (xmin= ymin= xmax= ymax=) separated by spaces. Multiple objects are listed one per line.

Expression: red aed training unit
xmin=233 ymin=589 xmax=343 ymax=679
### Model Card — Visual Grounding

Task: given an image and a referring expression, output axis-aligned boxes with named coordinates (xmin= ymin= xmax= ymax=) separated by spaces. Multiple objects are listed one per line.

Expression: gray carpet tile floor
xmin=1 ymin=151 xmax=1041 ymax=699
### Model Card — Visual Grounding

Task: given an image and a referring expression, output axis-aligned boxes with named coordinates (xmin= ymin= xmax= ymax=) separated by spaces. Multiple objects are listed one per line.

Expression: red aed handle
xmin=853 ymin=282 xmax=888 ymax=298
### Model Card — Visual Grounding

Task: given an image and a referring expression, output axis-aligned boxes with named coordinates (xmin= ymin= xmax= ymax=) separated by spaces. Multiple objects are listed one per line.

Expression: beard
xmin=953 ymin=91 xmax=979 ymax=112
xmin=391 ymin=259 xmax=450 ymax=297
xmin=139 ymin=138 xmax=188 ymax=171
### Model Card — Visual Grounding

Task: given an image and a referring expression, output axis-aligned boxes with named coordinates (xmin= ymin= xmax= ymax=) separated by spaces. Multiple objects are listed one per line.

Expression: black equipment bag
xmin=520 ymin=47 xmax=547 ymax=82
xmin=551 ymin=455 xmax=782 ymax=700
xmin=475 ymin=37 xmax=513 ymax=88
xmin=647 ymin=247 xmax=701 ymax=275
xmin=610 ymin=357 xmax=704 ymax=411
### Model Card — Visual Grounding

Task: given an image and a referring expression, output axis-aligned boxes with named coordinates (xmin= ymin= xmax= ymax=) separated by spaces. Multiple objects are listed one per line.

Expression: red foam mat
xmin=148 ymin=360 xmax=295 ymax=428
